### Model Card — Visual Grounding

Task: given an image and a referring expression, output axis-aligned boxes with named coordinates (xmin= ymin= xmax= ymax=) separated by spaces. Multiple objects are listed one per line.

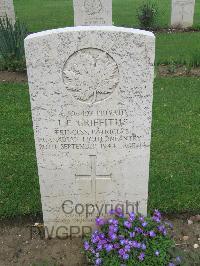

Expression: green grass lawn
xmin=12 ymin=1 xmax=200 ymax=66
xmin=156 ymin=32 xmax=200 ymax=65
xmin=0 ymin=83 xmax=41 ymax=218
xmin=149 ymin=77 xmax=200 ymax=213
xmin=13 ymin=0 xmax=200 ymax=32
xmin=0 ymin=78 xmax=199 ymax=218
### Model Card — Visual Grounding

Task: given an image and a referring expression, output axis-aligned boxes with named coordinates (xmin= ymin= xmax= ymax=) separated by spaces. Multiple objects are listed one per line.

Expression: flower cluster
xmin=83 ymin=209 xmax=176 ymax=266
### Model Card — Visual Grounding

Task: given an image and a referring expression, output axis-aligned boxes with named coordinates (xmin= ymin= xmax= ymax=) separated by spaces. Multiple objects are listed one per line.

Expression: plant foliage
xmin=0 ymin=16 xmax=28 ymax=71
xmin=83 ymin=209 xmax=177 ymax=265
xmin=137 ymin=1 xmax=158 ymax=29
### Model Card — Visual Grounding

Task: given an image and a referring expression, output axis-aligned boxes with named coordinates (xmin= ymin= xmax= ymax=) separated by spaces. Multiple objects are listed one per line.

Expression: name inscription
xmin=38 ymin=108 xmax=150 ymax=151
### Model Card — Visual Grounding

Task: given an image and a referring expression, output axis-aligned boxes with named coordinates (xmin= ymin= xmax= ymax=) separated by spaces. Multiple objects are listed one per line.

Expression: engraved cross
xmin=75 ymin=155 xmax=112 ymax=200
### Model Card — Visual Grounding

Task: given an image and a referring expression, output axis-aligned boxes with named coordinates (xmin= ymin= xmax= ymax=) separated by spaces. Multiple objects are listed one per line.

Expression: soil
xmin=0 ymin=71 xmax=27 ymax=83
xmin=118 ymin=26 xmax=200 ymax=34
xmin=0 ymin=216 xmax=87 ymax=266
xmin=0 ymin=215 xmax=199 ymax=266
xmin=157 ymin=65 xmax=200 ymax=77
xmin=153 ymin=28 xmax=200 ymax=34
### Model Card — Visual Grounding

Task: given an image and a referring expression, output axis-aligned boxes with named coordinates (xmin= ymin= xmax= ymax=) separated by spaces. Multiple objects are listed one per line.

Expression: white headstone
xmin=25 ymin=26 xmax=155 ymax=238
xmin=0 ymin=0 xmax=15 ymax=24
xmin=171 ymin=0 xmax=195 ymax=28
xmin=73 ymin=0 xmax=112 ymax=26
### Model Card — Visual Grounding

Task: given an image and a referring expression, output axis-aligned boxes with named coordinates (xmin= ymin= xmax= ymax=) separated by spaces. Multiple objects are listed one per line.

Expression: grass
xmin=13 ymin=0 xmax=200 ymax=32
xmin=149 ymin=77 xmax=200 ymax=213
xmin=12 ymin=1 xmax=200 ymax=66
xmin=0 ymin=78 xmax=199 ymax=218
xmin=156 ymin=32 xmax=200 ymax=65
xmin=0 ymin=83 xmax=41 ymax=218
xmin=194 ymin=0 xmax=200 ymax=28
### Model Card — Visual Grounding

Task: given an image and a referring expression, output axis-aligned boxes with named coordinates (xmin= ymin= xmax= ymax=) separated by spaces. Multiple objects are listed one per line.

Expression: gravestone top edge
xmin=25 ymin=26 xmax=155 ymax=43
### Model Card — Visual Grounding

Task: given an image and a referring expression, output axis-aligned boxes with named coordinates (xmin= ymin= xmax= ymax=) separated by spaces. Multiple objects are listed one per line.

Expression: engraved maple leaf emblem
xmin=63 ymin=48 xmax=119 ymax=104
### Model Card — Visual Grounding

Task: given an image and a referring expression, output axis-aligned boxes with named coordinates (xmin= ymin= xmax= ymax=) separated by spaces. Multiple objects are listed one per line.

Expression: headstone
xmin=25 ymin=26 xmax=155 ymax=238
xmin=171 ymin=0 xmax=195 ymax=28
xmin=73 ymin=0 xmax=112 ymax=26
xmin=0 ymin=0 xmax=15 ymax=24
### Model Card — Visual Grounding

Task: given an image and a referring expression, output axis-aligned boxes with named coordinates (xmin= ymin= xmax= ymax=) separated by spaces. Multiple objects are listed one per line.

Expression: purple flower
xmin=142 ymin=222 xmax=148 ymax=227
xmin=154 ymin=209 xmax=161 ymax=218
xmin=119 ymin=248 xmax=126 ymax=256
xmin=125 ymin=245 xmax=130 ymax=252
xmin=149 ymin=230 xmax=156 ymax=237
xmin=123 ymin=253 xmax=129 ymax=260
xmin=96 ymin=253 xmax=100 ymax=258
xmin=129 ymin=232 xmax=135 ymax=238
xmin=128 ymin=240 xmax=132 ymax=246
xmin=129 ymin=212 xmax=135 ymax=222
xmin=124 ymin=221 xmax=132 ymax=229
xmin=84 ymin=241 xmax=90 ymax=251
xmin=115 ymin=208 xmax=123 ymax=216
xmin=99 ymin=233 xmax=105 ymax=240
xmin=109 ymin=224 xmax=118 ymax=233
xmin=95 ymin=258 xmax=102 ymax=265
xmin=155 ymin=250 xmax=160 ymax=256
xmin=96 ymin=217 xmax=105 ymax=226
xmin=168 ymin=263 xmax=175 ymax=266
xmin=132 ymin=241 xmax=137 ymax=248
xmin=129 ymin=212 xmax=135 ymax=218
xmin=92 ymin=238 xmax=97 ymax=244
xmin=105 ymin=244 xmax=113 ymax=252
xmin=158 ymin=225 xmax=165 ymax=232
xmin=153 ymin=216 xmax=161 ymax=223
xmin=114 ymin=243 xmax=120 ymax=249
xmin=138 ymin=252 xmax=145 ymax=261
xmin=120 ymin=239 xmax=126 ymax=246
xmin=92 ymin=235 xmax=99 ymax=244
xmin=141 ymin=243 xmax=146 ymax=250
xmin=109 ymin=209 xmax=115 ymax=215
xmin=99 ymin=239 xmax=107 ymax=245
xmin=113 ymin=219 xmax=118 ymax=225
xmin=139 ymin=216 xmax=145 ymax=222
xmin=97 ymin=244 xmax=103 ymax=251
xmin=135 ymin=227 xmax=143 ymax=234
xmin=109 ymin=233 xmax=117 ymax=241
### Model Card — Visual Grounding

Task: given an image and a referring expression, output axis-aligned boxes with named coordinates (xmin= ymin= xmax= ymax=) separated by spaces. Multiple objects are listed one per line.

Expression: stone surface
xmin=0 ymin=0 xmax=15 ymax=24
xmin=171 ymin=0 xmax=195 ymax=28
xmin=25 ymin=26 xmax=155 ymax=237
xmin=73 ymin=0 xmax=112 ymax=26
